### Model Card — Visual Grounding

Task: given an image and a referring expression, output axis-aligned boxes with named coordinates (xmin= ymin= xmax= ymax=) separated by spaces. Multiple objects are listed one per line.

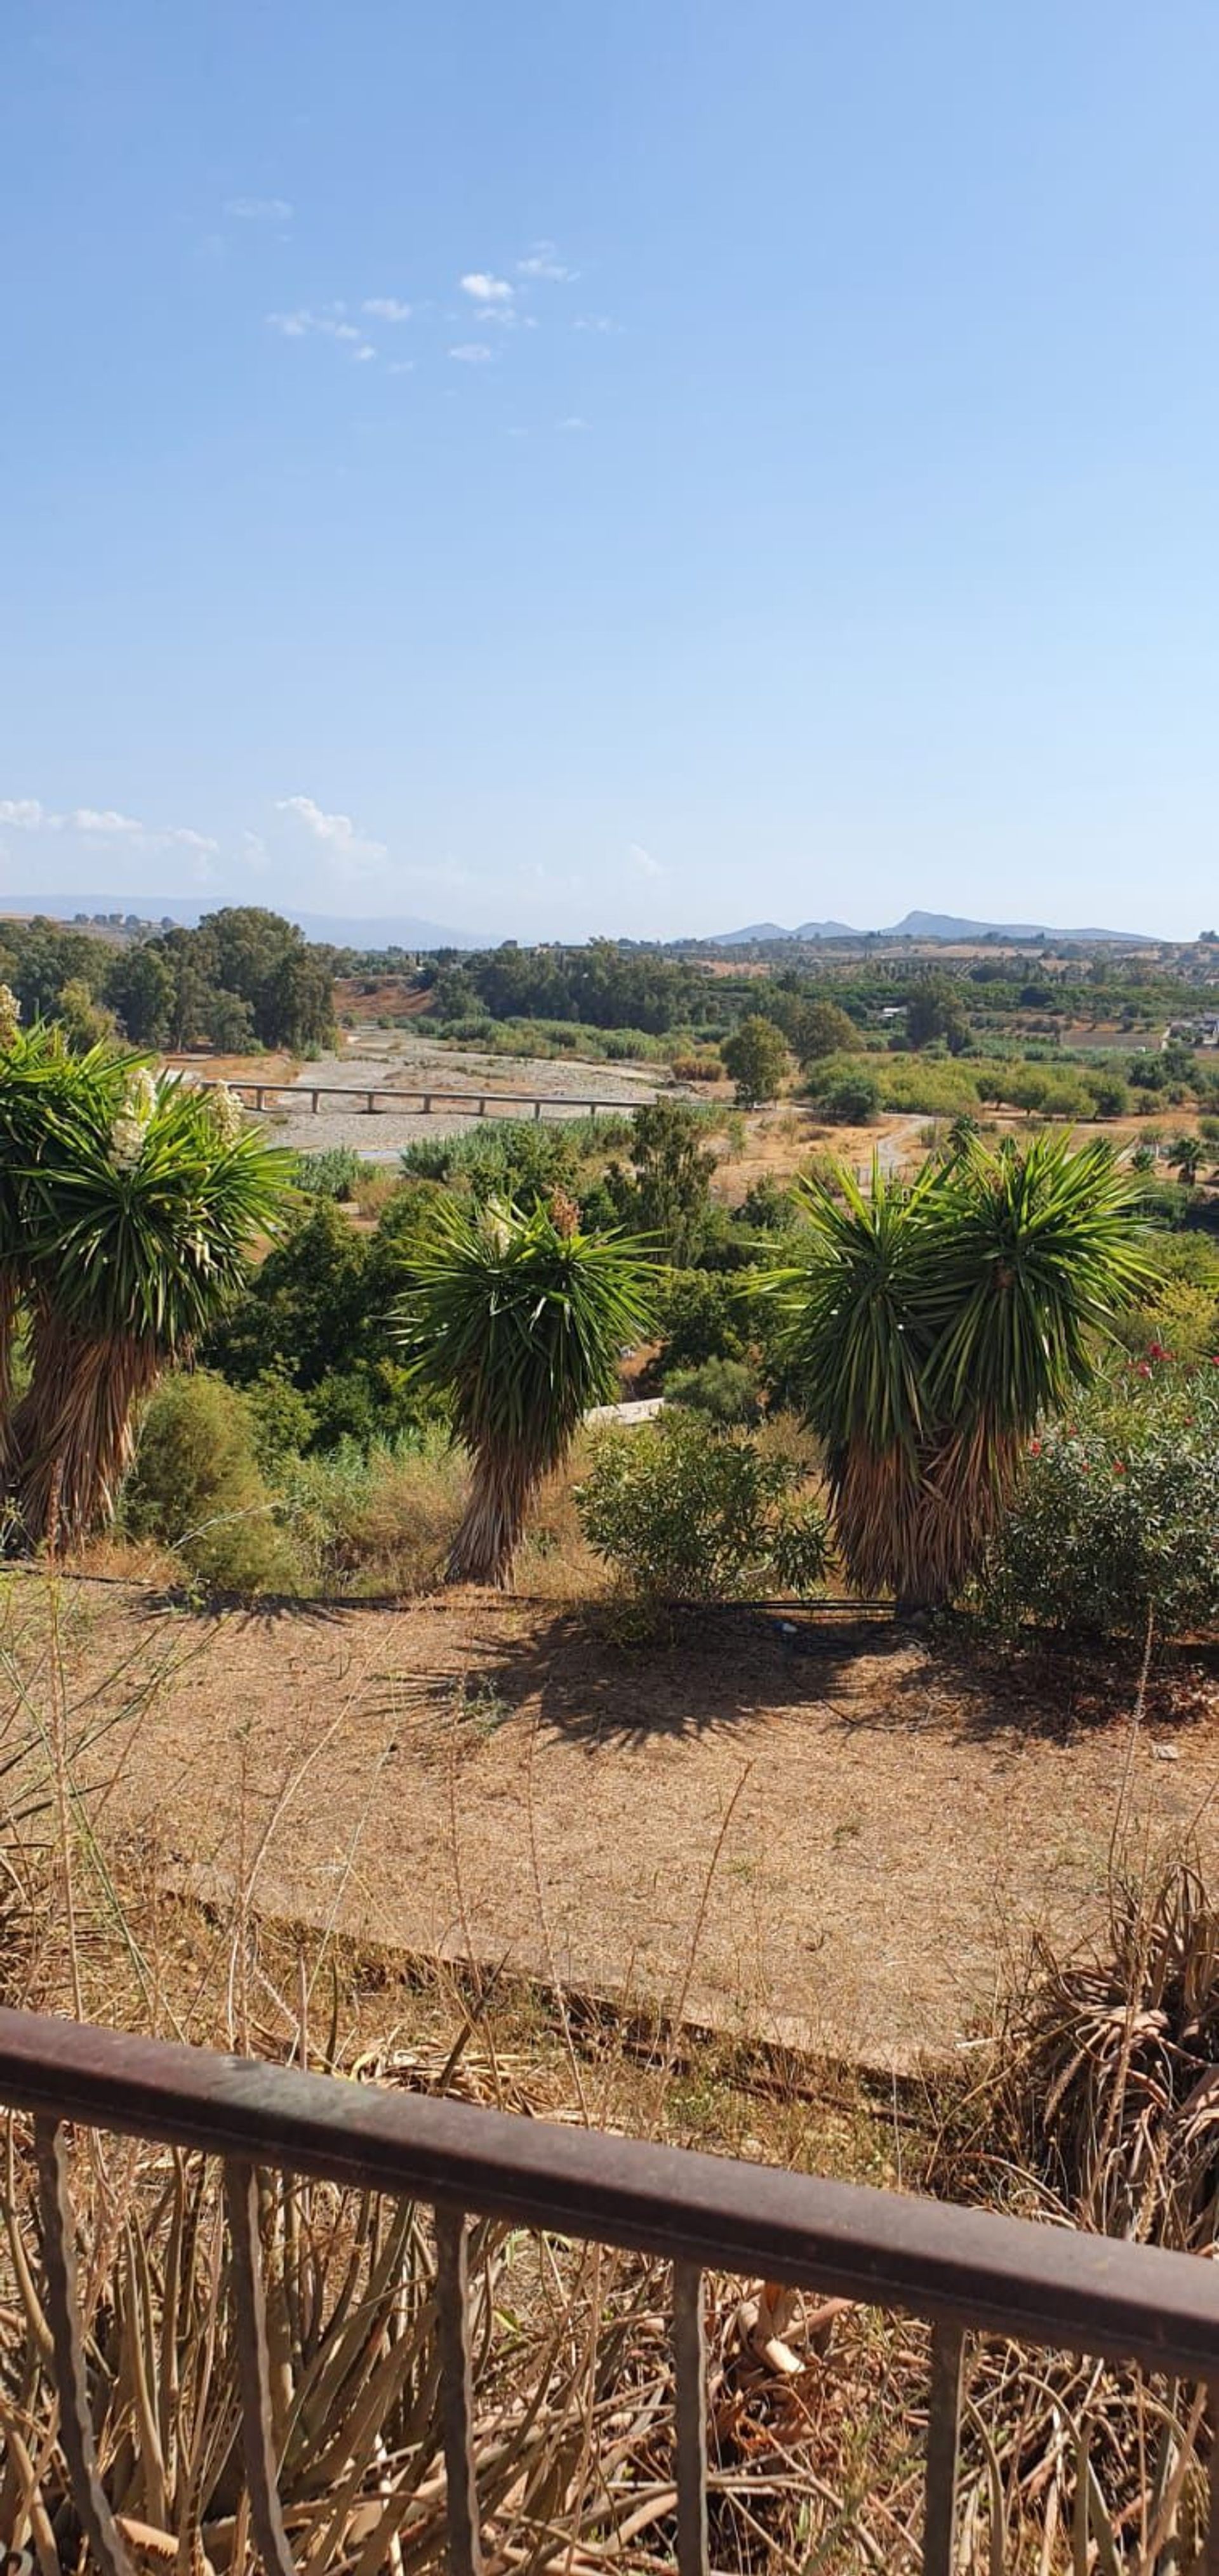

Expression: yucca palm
xmin=394 ymin=1194 xmax=657 ymax=1586
xmin=12 ymin=1073 xmax=291 ymax=1550
xmin=0 ymin=1014 xmax=141 ymax=1487
xmin=775 ymin=1136 xmax=1150 ymax=1607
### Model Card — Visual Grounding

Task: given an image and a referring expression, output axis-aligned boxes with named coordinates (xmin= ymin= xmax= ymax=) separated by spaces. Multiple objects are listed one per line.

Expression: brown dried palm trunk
xmin=834 ymin=1418 xmax=1022 ymax=1611
xmin=13 ymin=1307 xmax=164 ymax=1553
xmin=830 ymin=1439 xmax=927 ymax=1600
xmin=0 ymin=1268 xmax=20 ymax=1494
xmin=447 ymin=1447 xmax=545 ymax=1588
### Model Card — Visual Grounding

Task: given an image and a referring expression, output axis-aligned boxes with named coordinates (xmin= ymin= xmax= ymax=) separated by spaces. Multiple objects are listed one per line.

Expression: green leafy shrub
xmin=815 ymin=1070 xmax=881 ymax=1125
xmin=124 ymin=1372 xmax=301 ymax=1594
xmin=978 ymin=1359 xmax=1219 ymax=1640
xmin=399 ymin=1115 xmax=631 ymax=1199
xmin=295 ymin=1145 xmax=364 ymax=1200
xmin=576 ymin=1411 xmax=829 ymax=1602
xmin=665 ymin=1357 xmax=763 ymax=1425
xmin=652 ymin=1268 xmax=747 ymax=1371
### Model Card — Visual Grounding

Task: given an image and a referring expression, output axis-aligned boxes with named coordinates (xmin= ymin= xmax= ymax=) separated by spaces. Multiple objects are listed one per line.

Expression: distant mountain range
xmin=710 ymin=909 xmax=1152 ymax=945
xmin=0 ymin=894 xmax=484 ymax=949
xmin=1 ymin=892 xmax=1157 ymax=950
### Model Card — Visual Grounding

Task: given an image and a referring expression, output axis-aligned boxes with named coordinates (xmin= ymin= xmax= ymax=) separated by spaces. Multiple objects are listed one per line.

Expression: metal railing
xmin=1 ymin=2006 xmax=1218 ymax=2575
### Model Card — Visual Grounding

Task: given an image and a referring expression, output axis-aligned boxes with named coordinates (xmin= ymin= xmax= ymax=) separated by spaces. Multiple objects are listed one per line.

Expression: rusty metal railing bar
xmin=4 ymin=2012 xmax=1219 ymax=2381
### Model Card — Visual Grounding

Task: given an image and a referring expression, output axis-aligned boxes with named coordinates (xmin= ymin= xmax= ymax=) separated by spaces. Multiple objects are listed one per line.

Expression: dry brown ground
xmin=13 ymin=1577 xmax=1218 ymax=2075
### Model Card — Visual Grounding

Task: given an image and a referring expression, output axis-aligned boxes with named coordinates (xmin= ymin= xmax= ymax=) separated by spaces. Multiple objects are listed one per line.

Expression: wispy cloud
xmin=275 ymin=795 xmax=387 ymax=869
xmin=0 ymin=797 xmax=217 ymax=854
xmin=225 ymin=196 xmax=293 ymax=222
xmin=387 ymin=359 xmax=415 ymax=376
xmin=556 ymin=415 xmax=588 ymax=433
xmin=267 ymin=306 xmax=375 ymax=359
xmin=460 ymin=272 xmax=514 ymax=304
xmin=575 ymin=313 xmax=620 ymax=335
xmin=69 ymin=807 xmax=146 ymax=836
xmin=517 ymin=240 xmax=576 ymax=281
xmin=629 ymin=843 xmax=663 ymax=878
xmin=449 ymin=342 xmax=493 ymax=365
xmin=363 ymin=296 xmax=411 ymax=321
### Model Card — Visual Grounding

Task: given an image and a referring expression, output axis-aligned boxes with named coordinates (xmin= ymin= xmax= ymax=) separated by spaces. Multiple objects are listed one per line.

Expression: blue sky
xmin=3 ymin=1 xmax=1218 ymax=941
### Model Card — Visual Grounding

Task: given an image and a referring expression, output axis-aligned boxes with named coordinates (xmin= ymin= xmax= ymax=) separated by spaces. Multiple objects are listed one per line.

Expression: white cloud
xmin=0 ymin=798 xmax=219 ymax=854
xmin=517 ymin=241 xmax=576 ymax=281
xmin=460 ymin=272 xmax=513 ymax=303
xmin=363 ymin=296 xmax=411 ymax=321
xmin=575 ymin=312 xmax=620 ymax=335
xmin=556 ymin=415 xmax=588 ymax=432
xmin=166 ymin=827 xmax=220 ymax=856
xmin=275 ymin=795 xmax=387 ymax=869
xmin=353 ymin=343 xmax=376 ymax=362
xmin=449 ymin=342 xmax=493 ymax=364
xmin=387 ymin=359 xmax=415 ymax=376
xmin=629 ymin=843 xmax=663 ymax=878
xmin=267 ymin=307 xmax=362 ymax=345
xmin=69 ymin=807 xmax=145 ymax=836
xmin=226 ymin=196 xmax=293 ymax=222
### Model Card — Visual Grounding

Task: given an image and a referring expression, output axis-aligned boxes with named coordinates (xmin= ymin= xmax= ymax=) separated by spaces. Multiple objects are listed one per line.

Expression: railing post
xmin=33 ymin=2119 xmax=136 ymax=2576
xmin=224 ymin=2158 xmax=295 ymax=2576
xmin=673 ymin=2261 xmax=709 ymax=2576
xmin=1206 ymin=2391 xmax=1219 ymax=2576
xmin=923 ymin=2316 xmax=966 ymax=2576
xmin=435 ymin=2207 xmax=484 ymax=2576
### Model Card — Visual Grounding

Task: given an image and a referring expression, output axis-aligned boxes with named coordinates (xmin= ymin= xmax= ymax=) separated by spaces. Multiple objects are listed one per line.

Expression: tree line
xmin=0 ymin=908 xmax=335 ymax=1052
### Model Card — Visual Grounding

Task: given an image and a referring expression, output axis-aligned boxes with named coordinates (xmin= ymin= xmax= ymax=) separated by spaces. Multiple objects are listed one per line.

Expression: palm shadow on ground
xmin=474 ymin=1607 xmax=1216 ymax=1753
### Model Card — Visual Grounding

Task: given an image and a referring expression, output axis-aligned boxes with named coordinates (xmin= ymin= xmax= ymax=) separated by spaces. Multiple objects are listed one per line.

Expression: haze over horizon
xmin=4 ymin=4 xmax=1218 ymax=945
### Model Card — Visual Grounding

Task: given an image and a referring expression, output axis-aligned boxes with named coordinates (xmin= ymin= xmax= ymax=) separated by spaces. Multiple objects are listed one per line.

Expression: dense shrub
xmin=399 ymin=1115 xmax=631 ymax=1199
xmin=978 ymin=1360 xmax=1219 ymax=1640
xmin=665 ymin=1357 xmax=763 ymax=1424
xmin=815 ymin=1070 xmax=881 ymax=1125
xmin=274 ymin=1433 xmax=467 ymax=1595
xmin=651 ymin=1268 xmax=747 ymax=1372
xmin=123 ymin=1372 xmax=301 ymax=1593
xmin=576 ymin=1411 xmax=829 ymax=1602
xmin=295 ymin=1145 xmax=364 ymax=1200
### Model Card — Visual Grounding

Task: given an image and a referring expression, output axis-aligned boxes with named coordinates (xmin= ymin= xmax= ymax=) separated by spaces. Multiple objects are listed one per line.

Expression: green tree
xmin=815 ymin=1070 xmax=881 ymax=1124
xmin=795 ymin=999 xmax=860 ymax=1062
xmin=721 ymin=1015 xmax=789 ymax=1106
xmin=394 ymin=1195 xmax=656 ymax=1584
xmin=906 ymin=975 xmax=968 ymax=1054
xmin=617 ymin=1101 xmax=719 ymax=1263
xmin=56 ymin=978 xmax=117 ymax=1051
xmin=105 ymin=943 xmax=177 ymax=1044
xmin=256 ymin=945 xmax=334 ymax=1050
xmin=772 ymin=1138 xmax=1149 ymax=1609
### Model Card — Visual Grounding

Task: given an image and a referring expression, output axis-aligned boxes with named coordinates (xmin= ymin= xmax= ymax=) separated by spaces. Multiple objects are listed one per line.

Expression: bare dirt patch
xmin=17 ymin=1579 xmax=1219 ymax=2075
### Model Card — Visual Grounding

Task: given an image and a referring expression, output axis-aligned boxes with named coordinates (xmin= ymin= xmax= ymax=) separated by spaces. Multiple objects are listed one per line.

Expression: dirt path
xmin=23 ymin=1584 xmax=1219 ymax=2073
